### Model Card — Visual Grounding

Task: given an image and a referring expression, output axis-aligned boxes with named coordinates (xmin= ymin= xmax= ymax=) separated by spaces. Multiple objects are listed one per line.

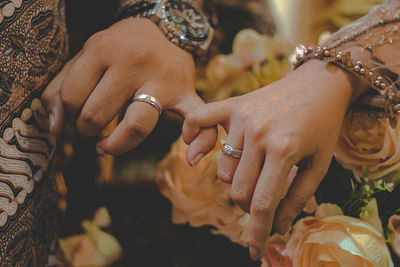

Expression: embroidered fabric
xmin=293 ymin=0 xmax=400 ymax=117
xmin=0 ymin=0 xmax=69 ymax=266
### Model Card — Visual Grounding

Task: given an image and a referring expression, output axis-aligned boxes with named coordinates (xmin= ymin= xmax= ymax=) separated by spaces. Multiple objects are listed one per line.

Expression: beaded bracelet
xmin=292 ymin=44 xmax=400 ymax=118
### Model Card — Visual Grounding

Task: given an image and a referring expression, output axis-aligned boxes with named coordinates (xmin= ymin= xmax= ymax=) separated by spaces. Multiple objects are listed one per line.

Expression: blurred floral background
xmin=54 ymin=0 xmax=400 ymax=266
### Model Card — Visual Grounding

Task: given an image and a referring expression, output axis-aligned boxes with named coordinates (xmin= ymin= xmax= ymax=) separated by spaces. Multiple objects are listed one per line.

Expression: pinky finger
xmin=273 ymin=154 xmax=331 ymax=234
xmin=186 ymin=126 xmax=217 ymax=166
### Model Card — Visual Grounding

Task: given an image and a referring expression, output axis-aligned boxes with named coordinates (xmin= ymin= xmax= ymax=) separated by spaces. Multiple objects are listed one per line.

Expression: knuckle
xmin=125 ymin=119 xmax=150 ymax=139
xmin=230 ymin=188 xmax=249 ymax=205
xmin=251 ymin=198 xmax=274 ymax=217
xmin=60 ymin=91 xmax=79 ymax=113
xmin=218 ymin=168 xmax=233 ymax=183
xmin=84 ymin=31 xmax=109 ymax=52
xmin=268 ymin=137 xmax=295 ymax=159
xmin=80 ymin=109 xmax=103 ymax=129
xmin=247 ymin=119 xmax=266 ymax=142
xmin=185 ymin=111 xmax=198 ymax=126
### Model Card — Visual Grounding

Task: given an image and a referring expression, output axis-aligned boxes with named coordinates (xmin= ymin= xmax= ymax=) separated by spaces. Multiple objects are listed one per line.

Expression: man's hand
xmin=42 ymin=18 xmax=216 ymax=157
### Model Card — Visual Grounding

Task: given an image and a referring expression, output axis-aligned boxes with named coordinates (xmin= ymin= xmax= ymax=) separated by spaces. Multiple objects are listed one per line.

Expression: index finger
xmin=182 ymin=98 xmax=234 ymax=166
xmin=182 ymin=99 xmax=232 ymax=145
xmin=173 ymin=94 xmax=219 ymax=166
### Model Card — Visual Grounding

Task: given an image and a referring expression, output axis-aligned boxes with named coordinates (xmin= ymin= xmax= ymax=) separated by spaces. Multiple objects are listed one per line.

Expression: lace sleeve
xmin=294 ymin=0 xmax=400 ymax=117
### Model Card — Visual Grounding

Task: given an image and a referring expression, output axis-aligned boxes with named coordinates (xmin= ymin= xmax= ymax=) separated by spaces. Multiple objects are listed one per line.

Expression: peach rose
xmin=314 ymin=203 xmax=343 ymax=219
xmin=388 ymin=214 xmax=400 ymax=257
xmin=261 ymin=233 xmax=292 ymax=267
xmin=286 ymin=215 xmax=393 ymax=267
xmin=156 ymin=127 xmax=251 ymax=245
xmin=335 ymin=110 xmax=400 ymax=182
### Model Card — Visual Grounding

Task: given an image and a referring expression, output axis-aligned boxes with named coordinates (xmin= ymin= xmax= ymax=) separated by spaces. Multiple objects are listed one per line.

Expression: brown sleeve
xmin=112 ymin=0 xmax=215 ymax=24
xmin=294 ymin=0 xmax=400 ymax=117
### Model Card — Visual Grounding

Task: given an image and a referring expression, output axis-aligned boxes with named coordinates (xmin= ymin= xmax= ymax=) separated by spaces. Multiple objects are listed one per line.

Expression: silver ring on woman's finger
xmin=132 ymin=94 xmax=162 ymax=115
xmin=222 ymin=143 xmax=243 ymax=158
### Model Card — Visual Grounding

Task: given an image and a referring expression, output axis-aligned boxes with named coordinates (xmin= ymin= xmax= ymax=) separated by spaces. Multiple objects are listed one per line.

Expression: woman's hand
xmin=183 ymin=60 xmax=364 ymax=260
xmin=42 ymin=18 xmax=215 ymax=156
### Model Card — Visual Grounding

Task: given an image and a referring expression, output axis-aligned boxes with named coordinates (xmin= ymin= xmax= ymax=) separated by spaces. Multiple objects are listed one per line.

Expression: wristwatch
xmin=118 ymin=0 xmax=214 ymax=56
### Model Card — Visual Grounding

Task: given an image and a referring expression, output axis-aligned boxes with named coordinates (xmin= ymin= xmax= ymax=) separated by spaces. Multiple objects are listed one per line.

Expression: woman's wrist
xmin=293 ymin=59 xmax=369 ymax=107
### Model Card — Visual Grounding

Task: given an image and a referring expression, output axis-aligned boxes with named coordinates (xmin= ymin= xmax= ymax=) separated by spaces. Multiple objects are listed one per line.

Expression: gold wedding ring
xmin=132 ymin=94 xmax=162 ymax=115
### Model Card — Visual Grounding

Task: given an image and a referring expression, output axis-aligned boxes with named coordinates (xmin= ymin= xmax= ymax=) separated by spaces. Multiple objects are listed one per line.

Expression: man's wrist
xmin=115 ymin=0 xmax=155 ymax=21
xmin=115 ymin=0 xmax=213 ymax=57
xmin=123 ymin=17 xmax=195 ymax=60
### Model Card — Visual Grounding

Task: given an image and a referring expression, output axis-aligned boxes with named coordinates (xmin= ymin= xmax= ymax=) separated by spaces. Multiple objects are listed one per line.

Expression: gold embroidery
xmin=0 ymin=0 xmax=68 ymax=266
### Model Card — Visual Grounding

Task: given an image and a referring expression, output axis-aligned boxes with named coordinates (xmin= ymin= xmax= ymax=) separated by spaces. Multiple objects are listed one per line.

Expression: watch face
xmin=163 ymin=1 xmax=208 ymax=42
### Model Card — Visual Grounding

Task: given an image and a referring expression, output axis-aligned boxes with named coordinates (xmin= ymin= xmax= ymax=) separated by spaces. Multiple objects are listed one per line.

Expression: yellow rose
xmin=335 ymin=110 xmax=400 ymax=181
xmin=286 ymin=215 xmax=393 ymax=267
xmin=155 ymin=127 xmax=250 ymax=245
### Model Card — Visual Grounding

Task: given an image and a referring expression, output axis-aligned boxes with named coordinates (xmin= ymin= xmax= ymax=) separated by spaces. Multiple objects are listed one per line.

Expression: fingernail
xmin=190 ymin=153 xmax=204 ymax=166
xmin=49 ymin=113 xmax=55 ymax=133
xmin=249 ymin=246 xmax=260 ymax=261
xmin=96 ymin=146 xmax=106 ymax=156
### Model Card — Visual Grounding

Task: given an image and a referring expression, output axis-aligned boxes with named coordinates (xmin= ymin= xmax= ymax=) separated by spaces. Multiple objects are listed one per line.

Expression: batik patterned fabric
xmin=0 ymin=0 xmax=69 ymax=266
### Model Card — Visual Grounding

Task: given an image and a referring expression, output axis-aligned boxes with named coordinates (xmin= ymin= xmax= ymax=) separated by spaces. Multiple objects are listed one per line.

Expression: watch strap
xmin=159 ymin=23 xmax=205 ymax=56
xmin=117 ymin=0 xmax=212 ymax=56
xmin=116 ymin=1 xmax=156 ymax=20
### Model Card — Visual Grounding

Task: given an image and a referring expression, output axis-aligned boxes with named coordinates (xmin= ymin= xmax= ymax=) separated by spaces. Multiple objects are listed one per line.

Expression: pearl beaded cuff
xmin=292 ymin=44 xmax=400 ymax=117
